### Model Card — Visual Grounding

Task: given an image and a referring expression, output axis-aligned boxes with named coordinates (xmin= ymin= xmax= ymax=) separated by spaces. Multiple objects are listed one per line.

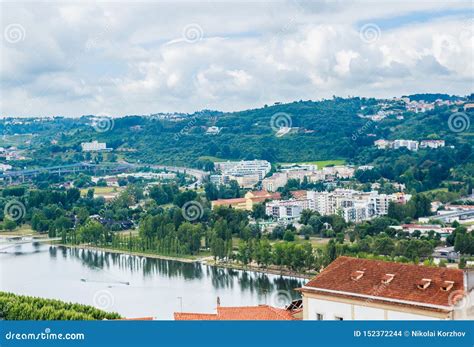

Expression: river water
xmin=0 ymin=240 xmax=304 ymax=319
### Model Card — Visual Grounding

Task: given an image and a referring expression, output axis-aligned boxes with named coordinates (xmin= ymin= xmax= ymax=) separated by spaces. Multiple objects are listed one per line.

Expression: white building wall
xmin=306 ymin=297 xmax=443 ymax=320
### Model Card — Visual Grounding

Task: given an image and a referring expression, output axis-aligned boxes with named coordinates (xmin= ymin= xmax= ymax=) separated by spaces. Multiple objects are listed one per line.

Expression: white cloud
xmin=0 ymin=1 xmax=472 ymax=117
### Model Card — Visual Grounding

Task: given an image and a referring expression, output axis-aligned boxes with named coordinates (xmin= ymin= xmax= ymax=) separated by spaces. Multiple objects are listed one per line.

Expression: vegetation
xmin=0 ymin=292 xmax=121 ymax=320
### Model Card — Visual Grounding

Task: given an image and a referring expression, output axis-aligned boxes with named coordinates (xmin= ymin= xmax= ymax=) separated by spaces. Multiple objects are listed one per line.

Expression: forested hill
xmin=2 ymin=95 xmax=473 ymax=168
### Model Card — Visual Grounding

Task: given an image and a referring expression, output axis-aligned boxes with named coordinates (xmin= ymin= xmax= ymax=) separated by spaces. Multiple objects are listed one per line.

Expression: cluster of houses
xmin=262 ymin=164 xmax=356 ymax=192
xmin=374 ymin=139 xmax=446 ymax=151
xmin=266 ymin=189 xmax=411 ymax=223
xmin=0 ymin=146 xmax=27 ymax=162
xmin=210 ymin=160 xmax=365 ymax=191
xmin=211 ymin=188 xmax=411 ymax=224
xmin=172 ymin=256 xmax=473 ymax=321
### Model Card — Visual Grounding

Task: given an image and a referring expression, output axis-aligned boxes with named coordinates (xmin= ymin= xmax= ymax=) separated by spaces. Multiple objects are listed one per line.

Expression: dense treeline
xmin=0 ymin=292 xmax=121 ymax=320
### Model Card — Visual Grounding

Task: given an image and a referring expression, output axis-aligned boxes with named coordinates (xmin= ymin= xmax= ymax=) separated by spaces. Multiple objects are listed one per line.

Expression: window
xmin=316 ymin=313 xmax=324 ymax=320
xmin=335 ymin=316 xmax=344 ymax=321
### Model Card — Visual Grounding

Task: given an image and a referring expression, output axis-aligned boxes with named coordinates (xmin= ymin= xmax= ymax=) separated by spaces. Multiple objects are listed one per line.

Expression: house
xmin=174 ymin=304 xmax=301 ymax=320
xmin=205 ymin=126 xmax=221 ymax=135
xmin=432 ymin=246 xmax=460 ymax=263
xmin=0 ymin=163 xmax=13 ymax=172
xmin=211 ymin=191 xmax=280 ymax=211
xmin=420 ymin=140 xmax=445 ymax=149
xmin=81 ymin=140 xmax=108 ymax=152
xmin=299 ymin=256 xmax=473 ymax=320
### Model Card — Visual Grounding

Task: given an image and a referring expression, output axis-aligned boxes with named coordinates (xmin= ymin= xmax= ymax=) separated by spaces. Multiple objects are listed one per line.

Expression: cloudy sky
xmin=1 ymin=1 xmax=473 ymax=117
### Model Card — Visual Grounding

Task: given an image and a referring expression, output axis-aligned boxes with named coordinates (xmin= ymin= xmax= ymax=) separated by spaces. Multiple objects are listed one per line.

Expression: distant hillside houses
xmin=374 ymin=139 xmax=445 ymax=151
xmin=81 ymin=140 xmax=109 ymax=152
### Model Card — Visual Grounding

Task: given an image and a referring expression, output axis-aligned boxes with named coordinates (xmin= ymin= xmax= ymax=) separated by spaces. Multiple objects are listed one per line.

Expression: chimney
xmin=464 ymin=268 xmax=474 ymax=292
xmin=217 ymin=296 xmax=221 ymax=307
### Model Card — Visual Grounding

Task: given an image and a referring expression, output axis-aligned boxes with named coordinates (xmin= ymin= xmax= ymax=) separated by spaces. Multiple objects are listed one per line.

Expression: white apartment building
xmin=303 ymin=189 xmax=401 ymax=223
xmin=300 ymin=256 xmax=473 ymax=320
xmin=215 ymin=160 xmax=271 ymax=180
xmin=262 ymin=173 xmax=288 ymax=192
xmin=392 ymin=139 xmax=419 ymax=151
xmin=265 ymin=200 xmax=304 ymax=222
xmin=420 ymin=140 xmax=445 ymax=149
xmin=81 ymin=141 xmax=107 ymax=152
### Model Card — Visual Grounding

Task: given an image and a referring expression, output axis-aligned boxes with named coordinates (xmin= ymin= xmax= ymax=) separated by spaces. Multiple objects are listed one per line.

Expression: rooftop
xmin=174 ymin=304 xmax=299 ymax=320
xmin=301 ymin=256 xmax=464 ymax=309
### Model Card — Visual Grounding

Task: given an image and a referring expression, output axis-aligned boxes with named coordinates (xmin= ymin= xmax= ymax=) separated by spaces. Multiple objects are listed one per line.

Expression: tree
xmin=251 ymin=203 xmax=267 ymax=220
xmin=283 ymin=230 xmax=295 ymax=242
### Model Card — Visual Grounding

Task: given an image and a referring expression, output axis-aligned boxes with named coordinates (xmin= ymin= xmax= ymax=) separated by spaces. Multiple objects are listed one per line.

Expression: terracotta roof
xmin=302 ymin=256 xmax=464 ymax=308
xmin=249 ymin=190 xmax=274 ymax=197
xmin=291 ymin=190 xmax=308 ymax=200
xmin=174 ymin=305 xmax=298 ymax=320
xmin=212 ymin=198 xmax=246 ymax=205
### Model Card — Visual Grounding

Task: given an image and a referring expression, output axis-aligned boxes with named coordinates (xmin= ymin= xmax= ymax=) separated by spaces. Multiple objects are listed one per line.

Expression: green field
xmin=80 ymin=186 xmax=122 ymax=196
xmin=278 ymin=159 xmax=346 ymax=168
xmin=198 ymin=156 xmax=228 ymax=162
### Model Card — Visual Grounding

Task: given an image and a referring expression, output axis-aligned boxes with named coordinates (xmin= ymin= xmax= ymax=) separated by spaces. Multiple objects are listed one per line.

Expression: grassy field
xmin=199 ymin=156 xmax=347 ymax=168
xmin=0 ymin=224 xmax=37 ymax=236
xmin=80 ymin=186 xmax=122 ymax=196
xmin=278 ymin=159 xmax=346 ymax=168
xmin=198 ymin=156 xmax=228 ymax=162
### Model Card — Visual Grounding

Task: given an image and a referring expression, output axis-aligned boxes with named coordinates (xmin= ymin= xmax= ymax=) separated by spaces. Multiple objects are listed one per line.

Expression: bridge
xmin=0 ymin=237 xmax=62 ymax=251
xmin=0 ymin=162 xmax=134 ymax=184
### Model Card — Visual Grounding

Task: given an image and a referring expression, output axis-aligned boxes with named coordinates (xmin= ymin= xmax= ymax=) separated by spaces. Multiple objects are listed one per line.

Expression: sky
xmin=0 ymin=0 xmax=473 ymax=117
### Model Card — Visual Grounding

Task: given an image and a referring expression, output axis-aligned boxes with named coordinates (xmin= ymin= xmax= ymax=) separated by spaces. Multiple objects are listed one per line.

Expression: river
xmin=0 ymin=240 xmax=304 ymax=319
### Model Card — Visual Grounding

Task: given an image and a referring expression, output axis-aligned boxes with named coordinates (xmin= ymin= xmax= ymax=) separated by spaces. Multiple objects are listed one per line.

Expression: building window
xmin=316 ymin=313 xmax=324 ymax=320
xmin=335 ymin=316 xmax=344 ymax=321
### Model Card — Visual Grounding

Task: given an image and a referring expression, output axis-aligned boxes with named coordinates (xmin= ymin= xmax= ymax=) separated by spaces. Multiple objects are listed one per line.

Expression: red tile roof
xmin=302 ymin=256 xmax=464 ymax=308
xmin=174 ymin=305 xmax=298 ymax=320
xmin=212 ymin=198 xmax=246 ymax=205
xmin=291 ymin=190 xmax=308 ymax=200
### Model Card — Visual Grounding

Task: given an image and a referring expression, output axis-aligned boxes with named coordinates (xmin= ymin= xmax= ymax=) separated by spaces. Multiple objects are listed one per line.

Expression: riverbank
xmin=58 ymin=244 xmax=200 ymax=263
xmin=58 ymin=243 xmax=314 ymax=279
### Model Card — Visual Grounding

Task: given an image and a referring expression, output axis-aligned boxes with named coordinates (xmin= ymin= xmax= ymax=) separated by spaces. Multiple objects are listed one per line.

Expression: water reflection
xmin=60 ymin=246 xmax=304 ymax=299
